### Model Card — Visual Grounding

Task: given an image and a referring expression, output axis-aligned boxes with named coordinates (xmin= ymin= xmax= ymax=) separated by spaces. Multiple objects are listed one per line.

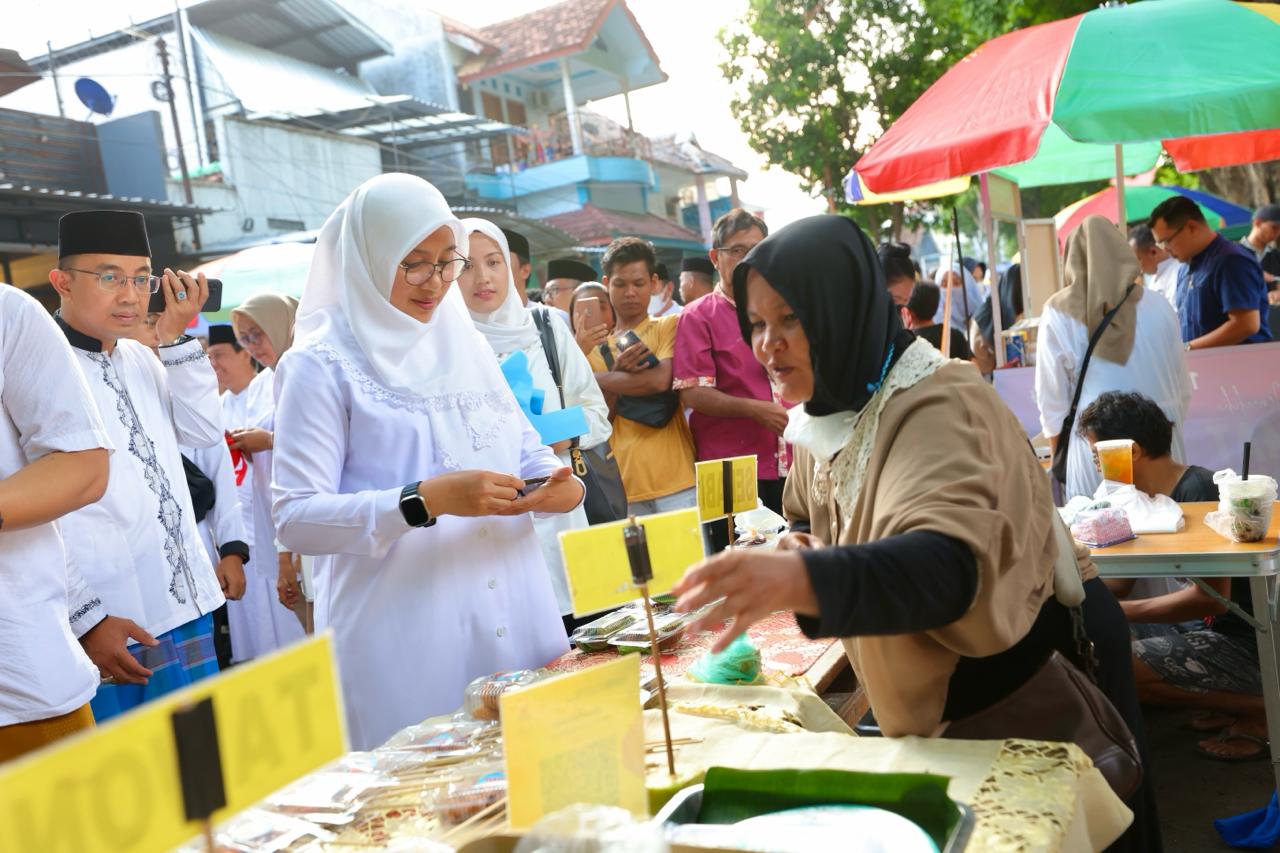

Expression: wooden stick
xmin=639 ymin=583 xmax=676 ymax=776
xmin=437 ymin=797 xmax=508 ymax=843
xmin=202 ymin=818 xmax=214 ymax=853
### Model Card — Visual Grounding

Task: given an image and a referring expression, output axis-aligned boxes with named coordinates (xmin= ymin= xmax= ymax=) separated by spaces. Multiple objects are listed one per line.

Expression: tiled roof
xmin=458 ymin=0 xmax=616 ymax=80
xmin=543 ymin=204 xmax=704 ymax=246
xmin=440 ymin=16 xmax=501 ymax=56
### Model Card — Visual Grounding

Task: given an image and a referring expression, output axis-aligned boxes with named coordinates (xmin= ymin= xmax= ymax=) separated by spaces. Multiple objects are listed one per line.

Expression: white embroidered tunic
xmin=57 ymin=320 xmax=226 ymax=640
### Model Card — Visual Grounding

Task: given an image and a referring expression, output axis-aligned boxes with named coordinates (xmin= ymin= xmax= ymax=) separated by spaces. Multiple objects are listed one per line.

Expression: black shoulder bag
xmin=1050 ymin=284 xmax=1135 ymax=484
xmin=596 ymin=344 xmax=680 ymax=429
xmin=532 ymin=308 xmax=629 ymax=524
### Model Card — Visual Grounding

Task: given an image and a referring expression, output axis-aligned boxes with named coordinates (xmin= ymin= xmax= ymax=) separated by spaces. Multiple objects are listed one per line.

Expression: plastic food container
xmin=379 ymin=720 xmax=493 ymax=757
xmin=1071 ymin=507 xmax=1135 ymax=547
xmin=609 ymin=612 xmax=690 ymax=653
xmin=422 ymin=763 xmax=508 ymax=825
xmin=1207 ymin=471 xmax=1278 ymax=543
xmin=570 ymin=609 xmax=644 ymax=652
xmin=463 ymin=670 xmax=542 ymax=721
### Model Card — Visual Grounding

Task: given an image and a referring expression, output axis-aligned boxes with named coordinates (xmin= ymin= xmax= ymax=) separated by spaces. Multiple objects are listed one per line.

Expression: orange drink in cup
xmin=1095 ymin=439 xmax=1135 ymax=484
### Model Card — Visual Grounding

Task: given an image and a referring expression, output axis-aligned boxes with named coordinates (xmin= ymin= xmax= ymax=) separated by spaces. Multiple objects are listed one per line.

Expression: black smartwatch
xmin=399 ymin=482 xmax=436 ymax=528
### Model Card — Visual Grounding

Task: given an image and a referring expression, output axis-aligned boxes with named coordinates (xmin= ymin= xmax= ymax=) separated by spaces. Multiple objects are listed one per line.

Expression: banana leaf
xmin=697 ymin=766 xmax=958 ymax=849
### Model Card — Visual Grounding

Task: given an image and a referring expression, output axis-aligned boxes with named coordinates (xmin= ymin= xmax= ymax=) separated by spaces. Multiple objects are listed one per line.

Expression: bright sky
xmin=7 ymin=0 xmax=825 ymax=227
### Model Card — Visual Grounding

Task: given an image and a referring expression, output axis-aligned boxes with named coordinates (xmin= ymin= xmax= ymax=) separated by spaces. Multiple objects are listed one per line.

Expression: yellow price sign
xmin=559 ymin=508 xmax=703 ymax=617
xmin=0 ymin=633 xmax=346 ymax=853
xmin=502 ymin=655 xmax=646 ymax=827
xmin=696 ymin=454 xmax=758 ymax=521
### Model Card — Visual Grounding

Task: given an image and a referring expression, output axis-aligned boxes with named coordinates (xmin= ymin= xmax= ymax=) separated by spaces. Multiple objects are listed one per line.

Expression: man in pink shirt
xmin=674 ymin=209 xmax=789 ymax=512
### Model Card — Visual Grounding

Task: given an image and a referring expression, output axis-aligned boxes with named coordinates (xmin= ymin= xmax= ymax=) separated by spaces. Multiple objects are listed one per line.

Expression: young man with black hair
xmin=1149 ymin=196 xmax=1271 ymax=348
xmin=1078 ymin=391 xmax=1265 ymax=762
xmin=673 ymin=209 xmax=789 ymax=514
xmin=649 ymin=262 xmax=681 ymax=317
xmin=588 ymin=237 xmax=696 ymax=513
xmin=501 ymin=227 xmax=534 ymax=305
xmin=904 ymin=282 xmax=972 ymax=360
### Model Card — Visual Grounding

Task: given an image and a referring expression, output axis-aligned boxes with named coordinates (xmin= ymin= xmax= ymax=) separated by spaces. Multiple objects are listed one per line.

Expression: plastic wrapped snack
xmin=423 ymin=763 xmax=508 ymax=825
xmin=265 ymin=771 xmax=394 ymax=825
xmin=1206 ymin=470 xmax=1278 ymax=543
xmin=1071 ymin=507 xmax=1135 ymax=547
xmin=173 ymin=809 xmax=333 ymax=853
xmin=609 ymin=612 xmax=690 ymax=653
xmin=570 ymin=609 xmax=644 ymax=652
xmin=463 ymin=670 xmax=543 ymax=721
xmin=380 ymin=720 xmax=493 ymax=757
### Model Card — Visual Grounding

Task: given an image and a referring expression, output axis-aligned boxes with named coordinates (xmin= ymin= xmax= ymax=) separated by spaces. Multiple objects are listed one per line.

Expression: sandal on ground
xmin=1195 ymin=729 xmax=1270 ymax=763
xmin=1183 ymin=710 xmax=1237 ymax=733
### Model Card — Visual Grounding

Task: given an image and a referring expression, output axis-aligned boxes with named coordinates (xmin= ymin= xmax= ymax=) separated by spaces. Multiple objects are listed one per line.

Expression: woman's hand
xmin=673 ymin=549 xmax=819 ymax=653
xmin=229 ymin=428 xmax=273 ymax=455
xmin=277 ymin=553 xmax=302 ymax=609
xmin=550 ymin=439 xmax=573 ymax=454
xmin=776 ymin=531 xmax=823 ymax=552
xmin=498 ymin=466 xmax=583 ymax=516
xmin=575 ymin=323 xmax=610 ymax=356
xmin=419 ymin=470 xmax=524 ymax=517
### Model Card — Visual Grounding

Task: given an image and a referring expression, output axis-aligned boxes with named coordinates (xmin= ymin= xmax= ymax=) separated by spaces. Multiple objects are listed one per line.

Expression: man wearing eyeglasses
xmin=542 ymin=258 xmax=596 ymax=327
xmin=1149 ymin=196 xmax=1272 ymax=350
xmin=47 ymin=210 xmax=228 ymax=720
xmin=673 ymin=208 xmax=790 ymax=514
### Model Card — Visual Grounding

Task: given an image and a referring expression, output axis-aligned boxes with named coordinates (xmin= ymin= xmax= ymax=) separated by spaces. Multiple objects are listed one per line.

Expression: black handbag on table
xmin=532 ymin=309 xmax=629 ymax=524
xmin=1050 ymin=284 xmax=1135 ymax=485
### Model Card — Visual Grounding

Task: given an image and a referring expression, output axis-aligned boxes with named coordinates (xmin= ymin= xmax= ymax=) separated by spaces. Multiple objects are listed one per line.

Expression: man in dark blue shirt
xmin=1150 ymin=196 xmax=1271 ymax=349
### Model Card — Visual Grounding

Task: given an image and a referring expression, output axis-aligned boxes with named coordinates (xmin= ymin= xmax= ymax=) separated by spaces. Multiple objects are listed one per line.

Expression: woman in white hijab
xmin=934 ymin=262 xmax=989 ymax=333
xmin=272 ymin=174 xmax=579 ymax=749
xmin=458 ymin=218 xmax=611 ymax=628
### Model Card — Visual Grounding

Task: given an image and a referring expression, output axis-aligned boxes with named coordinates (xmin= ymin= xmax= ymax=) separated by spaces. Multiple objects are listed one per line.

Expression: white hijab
xmin=932 ymin=262 xmax=989 ymax=331
xmin=294 ymin=173 xmax=504 ymax=399
xmin=460 ymin=218 xmax=540 ymax=357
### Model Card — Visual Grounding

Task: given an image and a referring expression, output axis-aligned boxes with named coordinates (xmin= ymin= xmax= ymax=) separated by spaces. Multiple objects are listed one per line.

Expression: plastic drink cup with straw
xmin=1095 ymin=439 xmax=1135 ymax=485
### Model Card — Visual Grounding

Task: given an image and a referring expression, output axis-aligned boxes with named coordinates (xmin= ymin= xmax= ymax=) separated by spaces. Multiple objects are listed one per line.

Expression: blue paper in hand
xmin=501 ymin=350 xmax=590 ymax=446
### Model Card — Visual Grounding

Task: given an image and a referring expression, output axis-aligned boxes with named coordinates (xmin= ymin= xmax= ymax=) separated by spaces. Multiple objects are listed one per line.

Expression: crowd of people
xmin=3 ymin=171 xmax=1278 ymax=852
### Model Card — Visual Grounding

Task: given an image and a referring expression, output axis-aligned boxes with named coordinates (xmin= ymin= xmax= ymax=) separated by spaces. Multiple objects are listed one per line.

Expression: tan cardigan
xmin=784 ymin=363 xmax=1058 ymax=736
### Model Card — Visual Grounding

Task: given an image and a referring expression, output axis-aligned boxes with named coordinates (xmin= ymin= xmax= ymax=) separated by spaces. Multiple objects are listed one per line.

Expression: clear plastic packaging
xmin=1070 ymin=507 xmax=1135 ymax=547
xmin=609 ymin=612 xmax=689 ymax=653
xmin=515 ymin=804 xmax=667 ymax=852
xmin=463 ymin=670 xmax=543 ymax=721
xmin=174 ymin=809 xmax=333 ymax=853
xmin=265 ymin=771 xmax=394 ymax=824
xmin=380 ymin=720 xmax=494 ymax=757
xmin=422 ymin=762 xmax=508 ymax=825
xmin=570 ymin=609 xmax=644 ymax=651
xmin=1207 ymin=470 xmax=1277 ymax=543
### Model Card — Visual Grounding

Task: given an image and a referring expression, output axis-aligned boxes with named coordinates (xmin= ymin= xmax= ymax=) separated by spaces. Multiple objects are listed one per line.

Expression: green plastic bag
xmin=686 ymin=634 xmax=763 ymax=685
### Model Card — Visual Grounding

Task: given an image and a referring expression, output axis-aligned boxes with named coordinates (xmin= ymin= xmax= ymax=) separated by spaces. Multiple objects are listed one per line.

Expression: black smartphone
xmin=615 ymin=330 xmax=659 ymax=369
xmin=518 ymin=476 xmax=550 ymax=498
xmin=147 ymin=278 xmax=223 ymax=314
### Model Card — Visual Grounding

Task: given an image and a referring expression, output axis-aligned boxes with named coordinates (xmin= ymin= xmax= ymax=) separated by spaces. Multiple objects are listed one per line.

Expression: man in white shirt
xmin=49 ymin=210 xmax=229 ymax=721
xmin=1128 ymin=224 xmax=1182 ymax=310
xmin=0 ymin=285 xmax=120 ymax=761
xmin=648 ymin=262 xmax=683 ymax=317
xmin=542 ymin=258 xmax=596 ymax=326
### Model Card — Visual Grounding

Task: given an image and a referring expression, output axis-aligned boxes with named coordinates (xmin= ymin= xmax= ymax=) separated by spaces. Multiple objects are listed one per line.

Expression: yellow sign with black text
xmin=696 ymin=454 xmax=758 ymax=521
xmin=0 ymin=633 xmax=346 ymax=853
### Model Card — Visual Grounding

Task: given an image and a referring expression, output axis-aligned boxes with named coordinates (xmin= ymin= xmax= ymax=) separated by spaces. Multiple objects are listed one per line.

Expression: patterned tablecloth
xmin=546 ymin=611 xmax=836 ymax=683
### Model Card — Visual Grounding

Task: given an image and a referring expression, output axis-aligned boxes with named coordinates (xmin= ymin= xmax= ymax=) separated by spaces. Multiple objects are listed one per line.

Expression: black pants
xmin=211 ymin=604 xmax=233 ymax=671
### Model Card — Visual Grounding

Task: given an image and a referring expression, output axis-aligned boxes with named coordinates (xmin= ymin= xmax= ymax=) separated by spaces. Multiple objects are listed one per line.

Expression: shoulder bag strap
xmin=1063 ymin=284 xmax=1136 ymax=434
xmin=533 ymin=307 xmax=590 ymax=475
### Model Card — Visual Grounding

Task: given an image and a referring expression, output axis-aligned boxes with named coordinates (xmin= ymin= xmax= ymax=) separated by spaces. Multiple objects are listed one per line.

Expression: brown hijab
xmin=1055 ymin=215 xmax=1143 ymax=365
xmin=232 ymin=293 xmax=299 ymax=356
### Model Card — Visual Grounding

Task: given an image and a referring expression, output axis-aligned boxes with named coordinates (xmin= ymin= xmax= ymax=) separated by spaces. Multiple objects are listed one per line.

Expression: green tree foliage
xmin=719 ymin=0 xmax=956 ymax=235
xmin=927 ymin=0 xmax=1099 ymax=50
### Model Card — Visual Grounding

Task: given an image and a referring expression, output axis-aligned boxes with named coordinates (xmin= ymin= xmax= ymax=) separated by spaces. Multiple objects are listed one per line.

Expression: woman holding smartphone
xmin=272 ymin=175 xmax=578 ymax=749
xmin=457 ymin=219 xmax=610 ymax=630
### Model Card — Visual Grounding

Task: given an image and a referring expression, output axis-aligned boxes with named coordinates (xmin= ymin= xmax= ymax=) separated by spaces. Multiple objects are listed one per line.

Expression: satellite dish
xmin=74 ymin=77 xmax=115 ymax=117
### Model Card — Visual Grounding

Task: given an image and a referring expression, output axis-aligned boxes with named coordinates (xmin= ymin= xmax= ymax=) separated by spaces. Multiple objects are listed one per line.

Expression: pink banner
xmin=994 ymin=342 xmax=1280 ymax=478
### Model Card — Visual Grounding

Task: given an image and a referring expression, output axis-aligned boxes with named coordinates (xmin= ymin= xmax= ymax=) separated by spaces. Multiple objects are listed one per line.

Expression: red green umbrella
xmin=1054 ymin=184 xmax=1252 ymax=248
xmin=853 ymin=0 xmax=1280 ymax=195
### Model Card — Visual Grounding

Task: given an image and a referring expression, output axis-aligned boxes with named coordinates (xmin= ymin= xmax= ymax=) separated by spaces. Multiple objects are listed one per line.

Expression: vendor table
xmin=1090 ymin=501 xmax=1280 ymax=791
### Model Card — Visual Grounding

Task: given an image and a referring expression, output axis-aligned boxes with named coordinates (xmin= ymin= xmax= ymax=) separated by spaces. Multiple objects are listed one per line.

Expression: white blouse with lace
xmin=271 ymin=317 xmax=569 ymax=750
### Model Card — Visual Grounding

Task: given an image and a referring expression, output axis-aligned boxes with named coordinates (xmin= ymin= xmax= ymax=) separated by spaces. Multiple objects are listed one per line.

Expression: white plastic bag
xmin=1090 ymin=482 xmax=1185 ymax=534
xmin=1206 ymin=469 xmax=1277 ymax=543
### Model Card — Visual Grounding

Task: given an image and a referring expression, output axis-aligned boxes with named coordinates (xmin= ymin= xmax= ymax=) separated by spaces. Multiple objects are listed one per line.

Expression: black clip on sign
xmin=623 ymin=517 xmax=654 ymax=586
xmin=171 ymin=696 xmax=227 ymax=847
xmin=721 ymin=459 xmax=735 ymax=519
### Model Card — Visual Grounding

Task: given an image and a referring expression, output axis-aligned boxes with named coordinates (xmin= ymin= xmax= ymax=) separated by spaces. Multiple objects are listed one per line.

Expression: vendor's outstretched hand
xmin=673 ymin=549 xmax=819 ymax=653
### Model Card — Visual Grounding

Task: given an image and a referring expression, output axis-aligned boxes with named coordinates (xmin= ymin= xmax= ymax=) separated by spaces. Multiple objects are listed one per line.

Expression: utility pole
xmin=46 ymin=41 xmax=65 ymax=118
xmin=173 ymin=3 xmax=205 ymax=168
xmin=156 ymin=36 xmax=201 ymax=249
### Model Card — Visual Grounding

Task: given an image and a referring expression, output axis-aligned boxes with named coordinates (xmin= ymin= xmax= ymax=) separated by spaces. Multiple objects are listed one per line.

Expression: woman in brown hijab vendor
xmin=674 ymin=215 xmax=1160 ymax=853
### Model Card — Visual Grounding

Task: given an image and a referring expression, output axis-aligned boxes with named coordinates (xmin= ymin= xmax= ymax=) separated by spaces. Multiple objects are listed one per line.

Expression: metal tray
xmin=653 ymin=783 xmax=974 ymax=852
